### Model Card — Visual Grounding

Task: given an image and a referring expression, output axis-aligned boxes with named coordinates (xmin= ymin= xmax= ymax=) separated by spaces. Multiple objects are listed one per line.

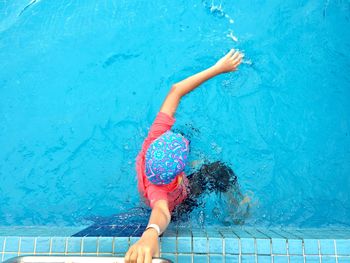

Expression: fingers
xmin=137 ymin=251 xmax=144 ymax=263
xmin=144 ymin=251 xmax=153 ymax=263
xmin=125 ymin=247 xmax=138 ymax=263
xmin=225 ymin=49 xmax=235 ymax=58
xmin=233 ymin=56 xmax=242 ymax=67
xmin=125 ymin=247 xmax=151 ymax=263
xmin=124 ymin=248 xmax=133 ymax=263
xmin=230 ymin=50 xmax=244 ymax=63
xmin=229 ymin=50 xmax=240 ymax=61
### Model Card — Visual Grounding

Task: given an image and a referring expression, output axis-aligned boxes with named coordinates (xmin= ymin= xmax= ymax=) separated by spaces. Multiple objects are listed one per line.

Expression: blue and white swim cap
xmin=145 ymin=131 xmax=189 ymax=185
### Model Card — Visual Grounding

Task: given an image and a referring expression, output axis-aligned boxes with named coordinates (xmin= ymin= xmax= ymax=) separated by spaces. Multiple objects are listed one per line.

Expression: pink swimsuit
xmin=136 ymin=112 xmax=189 ymax=212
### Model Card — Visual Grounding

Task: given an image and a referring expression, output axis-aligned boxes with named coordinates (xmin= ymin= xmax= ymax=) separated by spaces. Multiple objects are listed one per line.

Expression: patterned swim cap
xmin=145 ymin=131 xmax=189 ymax=185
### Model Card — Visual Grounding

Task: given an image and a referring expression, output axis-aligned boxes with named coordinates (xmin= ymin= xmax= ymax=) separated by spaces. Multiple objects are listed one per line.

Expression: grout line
xmin=96 ymin=237 xmax=100 ymax=256
xmin=302 ymin=239 xmax=306 ymax=263
xmin=33 ymin=237 xmax=37 ymax=255
xmin=317 ymin=240 xmax=321 ymax=263
xmin=286 ymin=239 xmax=290 ymax=263
xmin=271 ymin=229 xmax=288 ymax=239
xmin=230 ymin=229 xmax=240 ymax=238
xmin=334 ymin=240 xmax=338 ymax=263
xmin=281 ymin=229 xmax=302 ymax=239
xmin=112 ymin=237 xmax=115 ymax=255
xmin=253 ymin=228 xmax=270 ymax=239
xmin=254 ymin=238 xmax=257 ymax=263
xmin=238 ymin=238 xmax=242 ymax=263
xmin=175 ymin=230 xmax=179 ymax=263
xmin=206 ymin=230 xmax=209 ymax=255
xmin=1 ymin=237 xmax=6 ymax=262
xmin=190 ymin=230 xmax=194 ymax=263
xmin=49 ymin=237 xmax=52 ymax=255
xmin=222 ymin=235 xmax=226 ymax=262
xmin=80 ymin=237 xmax=84 ymax=255
xmin=270 ymin=236 xmax=274 ymax=263
xmin=18 ymin=237 xmax=21 ymax=256
xmin=64 ymin=237 xmax=68 ymax=255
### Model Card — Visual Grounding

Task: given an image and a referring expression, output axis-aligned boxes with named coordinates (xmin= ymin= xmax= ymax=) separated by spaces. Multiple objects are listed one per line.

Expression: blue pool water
xmin=0 ymin=0 xmax=349 ymax=228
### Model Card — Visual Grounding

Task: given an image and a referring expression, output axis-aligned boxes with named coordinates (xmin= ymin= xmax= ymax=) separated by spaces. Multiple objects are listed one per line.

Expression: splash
xmin=227 ymin=30 xmax=238 ymax=42
xmin=203 ymin=0 xmax=235 ymax=24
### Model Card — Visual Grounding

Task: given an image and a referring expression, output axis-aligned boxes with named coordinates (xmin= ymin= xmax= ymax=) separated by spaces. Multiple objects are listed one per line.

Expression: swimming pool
xmin=0 ymin=0 xmax=349 ymax=230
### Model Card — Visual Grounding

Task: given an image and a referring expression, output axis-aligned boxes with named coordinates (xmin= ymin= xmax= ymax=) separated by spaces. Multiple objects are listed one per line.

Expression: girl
xmin=125 ymin=49 xmax=243 ymax=263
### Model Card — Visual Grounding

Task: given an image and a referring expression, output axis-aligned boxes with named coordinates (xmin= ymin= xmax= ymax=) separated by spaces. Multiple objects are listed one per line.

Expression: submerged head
xmin=145 ymin=131 xmax=189 ymax=185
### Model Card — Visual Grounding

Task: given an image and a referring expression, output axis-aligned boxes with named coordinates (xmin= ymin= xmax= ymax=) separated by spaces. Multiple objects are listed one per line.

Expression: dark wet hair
xmin=188 ymin=161 xmax=237 ymax=196
xmin=172 ymin=161 xmax=237 ymax=220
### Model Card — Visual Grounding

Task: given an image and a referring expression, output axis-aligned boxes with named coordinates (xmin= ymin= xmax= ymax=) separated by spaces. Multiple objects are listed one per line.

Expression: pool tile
xmin=19 ymin=237 xmax=35 ymax=253
xmin=3 ymin=253 xmax=18 ymax=261
xmin=321 ymin=256 xmax=336 ymax=263
xmin=66 ymin=237 xmax=82 ymax=253
xmin=289 ymin=255 xmax=304 ymax=263
xmin=113 ymin=237 xmax=129 ymax=253
xmin=193 ymin=236 xmax=207 ymax=253
xmin=319 ymin=239 xmax=335 ymax=255
xmin=208 ymin=237 xmax=223 ymax=254
xmin=337 ymin=257 xmax=350 ymax=263
xmin=288 ymin=239 xmax=303 ymax=255
xmin=256 ymin=239 xmax=270 ymax=255
xmin=177 ymin=236 xmax=192 ymax=253
xmin=241 ymin=255 xmax=256 ymax=263
xmin=193 ymin=254 xmax=208 ymax=263
xmin=210 ymin=254 xmax=224 ymax=263
xmin=98 ymin=237 xmax=113 ymax=253
xmin=225 ymin=237 xmax=240 ymax=254
xmin=51 ymin=237 xmax=66 ymax=253
xmin=257 ymin=255 xmax=271 ymax=263
xmin=161 ymin=253 xmax=176 ymax=263
xmin=82 ymin=237 xmax=97 ymax=253
xmin=271 ymin=238 xmax=287 ymax=254
xmin=336 ymin=240 xmax=350 ymax=255
xmin=0 ymin=237 xmax=5 ymax=252
xmin=241 ymin=238 xmax=255 ymax=254
xmin=305 ymin=255 xmax=321 ymax=262
xmin=273 ymin=256 xmax=288 ymax=263
xmin=225 ymin=254 xmax=239 ymax=262
xmin=160 ymin=237 xmax=176 ymax=253
xmin=4 ymin=237 xmax=19 ymax=252
xmin=304 ymin=239 xmax=319 ymax=255
xmin=35 ymin=237 xmax=51 ymax=253
xmin=129 ymin=237 xmax=139 ymax=246
xmin=177 ymin=254 xmax=192 ymax=263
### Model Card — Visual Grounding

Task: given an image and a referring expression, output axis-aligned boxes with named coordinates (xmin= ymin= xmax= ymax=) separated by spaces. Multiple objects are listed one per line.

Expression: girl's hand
xmin=214 ymin=49 xmax=243 ymax=73
xmin=124 ymin=229 xmax=159 ymax=263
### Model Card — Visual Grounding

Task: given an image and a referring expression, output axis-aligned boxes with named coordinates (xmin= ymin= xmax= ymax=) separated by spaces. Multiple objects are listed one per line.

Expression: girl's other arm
xmin=160 ymin=49 xmax=243 ymax=117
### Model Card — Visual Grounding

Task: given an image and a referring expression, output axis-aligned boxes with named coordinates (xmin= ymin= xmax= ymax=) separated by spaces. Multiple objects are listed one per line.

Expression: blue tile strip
xmin=0 ymin=228 xmax=349 ymax=262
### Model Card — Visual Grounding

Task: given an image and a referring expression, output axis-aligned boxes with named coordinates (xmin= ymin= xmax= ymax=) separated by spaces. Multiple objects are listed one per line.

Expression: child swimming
xmin=125 ymin=49 xmax=243 ymax=263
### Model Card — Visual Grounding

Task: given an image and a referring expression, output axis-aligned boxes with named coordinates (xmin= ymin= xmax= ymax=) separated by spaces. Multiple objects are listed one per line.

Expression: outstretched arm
xmin=124 ymin=200 xmax=170 ymax=263
xmin=160 ymin=49 xmax=243 ymax=117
